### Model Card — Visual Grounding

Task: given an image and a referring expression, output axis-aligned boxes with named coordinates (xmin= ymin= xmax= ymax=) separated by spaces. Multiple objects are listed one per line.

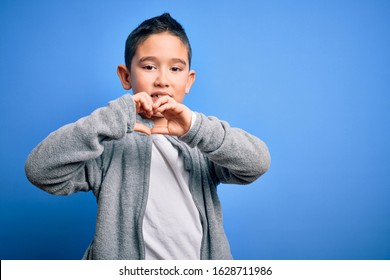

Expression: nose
xmin=154 ymin=69 xmax=169 ymax=88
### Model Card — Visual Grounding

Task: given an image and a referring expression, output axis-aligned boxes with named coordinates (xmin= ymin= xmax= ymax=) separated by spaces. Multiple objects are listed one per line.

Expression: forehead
xmin=134 ymin=32 xmax=188 ymax=62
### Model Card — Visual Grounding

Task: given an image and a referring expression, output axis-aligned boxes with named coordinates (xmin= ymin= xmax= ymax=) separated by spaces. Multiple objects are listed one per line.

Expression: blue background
xmin=1 ymin=0 xmax=389 ymax=260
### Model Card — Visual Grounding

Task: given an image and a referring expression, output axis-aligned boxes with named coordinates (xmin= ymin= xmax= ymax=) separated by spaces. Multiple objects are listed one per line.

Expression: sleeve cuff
xmin=190 ymin=111 xmax=197 ymax=130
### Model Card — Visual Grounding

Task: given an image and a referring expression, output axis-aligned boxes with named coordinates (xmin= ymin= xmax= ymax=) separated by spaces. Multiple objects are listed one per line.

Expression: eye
xmin=142 ymin=65 xmax=156 ymax=71
xmin=170 ymin=66 xmax=182 ymax=72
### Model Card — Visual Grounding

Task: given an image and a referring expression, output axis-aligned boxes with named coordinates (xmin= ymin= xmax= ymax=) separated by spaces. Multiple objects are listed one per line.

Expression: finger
xmin=155 ymin=103 xmax=182 ymax=116
xmin=140 ymin=95 xmax=153 ymax=111
xmin=134 ymin=123 xmax=151 ymax=135
xmin=139 ymin=101 xmax=153 ymax=118
xmin=152 ymin=96 xmax=174 ymax=110
xmin=133 ymin=93 xmax=153 ymax=115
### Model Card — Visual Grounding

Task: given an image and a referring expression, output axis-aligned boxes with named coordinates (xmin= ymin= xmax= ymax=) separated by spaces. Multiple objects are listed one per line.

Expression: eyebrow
xmin=138 ymin=56 xmax=187 ymax=66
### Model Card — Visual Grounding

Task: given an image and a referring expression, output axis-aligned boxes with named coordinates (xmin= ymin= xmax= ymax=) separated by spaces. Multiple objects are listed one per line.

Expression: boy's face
xmin=118 ymin=32 xmax=195 ymax=104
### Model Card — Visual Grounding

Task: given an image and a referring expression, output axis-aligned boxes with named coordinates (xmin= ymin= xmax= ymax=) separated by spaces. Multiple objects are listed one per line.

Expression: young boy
xmin=25 ymin=13 xmax=270 ymax=260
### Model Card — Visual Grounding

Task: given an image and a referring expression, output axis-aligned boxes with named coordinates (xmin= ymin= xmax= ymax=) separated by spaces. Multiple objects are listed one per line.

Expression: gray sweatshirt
xmin=25 ymin=94 xmax=270 ymax=259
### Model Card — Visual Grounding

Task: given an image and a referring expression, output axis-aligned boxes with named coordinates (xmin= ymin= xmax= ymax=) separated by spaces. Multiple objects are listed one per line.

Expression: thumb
xmin=151 ymin=125 xmax=170 ymax=135
xmin=134 ymin=123 xmax=151 ymax=135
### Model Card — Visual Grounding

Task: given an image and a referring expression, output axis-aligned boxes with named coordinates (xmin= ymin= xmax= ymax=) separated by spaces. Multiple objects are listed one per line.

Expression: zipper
xmin=167 ymin=136 xmax=208 ymax=260
xmin=136 ymin=134 xmax=152 ymax=260
xmin=184 ymin=145 xmax=208 ymax=260
xmin=189 ymin=172 xmax=208 ymax=260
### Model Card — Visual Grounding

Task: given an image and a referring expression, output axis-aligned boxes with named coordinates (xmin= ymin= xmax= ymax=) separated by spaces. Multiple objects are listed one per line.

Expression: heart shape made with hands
xmin=132 ymin=93 xmax=192 ymax=137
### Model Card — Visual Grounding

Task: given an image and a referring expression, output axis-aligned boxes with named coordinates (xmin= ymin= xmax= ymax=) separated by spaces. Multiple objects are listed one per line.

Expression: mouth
xmin=150 ymin=94 xmax=162 ymax=99
xmin=150 ymin=92 xmax=170 ymax=102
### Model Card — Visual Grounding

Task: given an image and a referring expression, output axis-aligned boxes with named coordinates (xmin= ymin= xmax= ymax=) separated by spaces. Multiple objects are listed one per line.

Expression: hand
xmin=132 ymin=93 xmax=192 ymax=136
xmin=132 ymin=92 xmax=154 ymax=135
xmin=151 ymin=96 xmax=192 ymax=136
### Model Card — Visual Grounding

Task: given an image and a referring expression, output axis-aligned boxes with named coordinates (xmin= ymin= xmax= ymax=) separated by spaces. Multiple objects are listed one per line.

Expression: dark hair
xmin=124 ymin=13 xmax=192 ymax=70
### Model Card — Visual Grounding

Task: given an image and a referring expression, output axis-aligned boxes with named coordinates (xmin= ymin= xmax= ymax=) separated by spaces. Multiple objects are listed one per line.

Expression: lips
xmin=150 ymin=92 xmax=170 ymax=103
xmin=150 ymin=94 xmax=162 ymax=100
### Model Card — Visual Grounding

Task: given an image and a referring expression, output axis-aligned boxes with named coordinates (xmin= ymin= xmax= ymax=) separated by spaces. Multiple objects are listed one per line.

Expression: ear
xmin=117 ymin=64 xmax=132 ymax=90
xmin=185 ymin=70 xmax=196 ymax=94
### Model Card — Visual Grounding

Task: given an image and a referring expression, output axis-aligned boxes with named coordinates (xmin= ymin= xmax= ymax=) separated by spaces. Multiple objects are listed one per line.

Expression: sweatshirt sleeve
xmin=25 ymin=94 xmax=137 ymax=195
xmin=179 ymin=112 xmax=271 ymax=185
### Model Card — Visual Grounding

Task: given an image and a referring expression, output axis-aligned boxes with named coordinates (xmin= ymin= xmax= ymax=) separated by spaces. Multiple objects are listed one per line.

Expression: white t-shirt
xmin=143 ymin=134 xmax=203 ymax=260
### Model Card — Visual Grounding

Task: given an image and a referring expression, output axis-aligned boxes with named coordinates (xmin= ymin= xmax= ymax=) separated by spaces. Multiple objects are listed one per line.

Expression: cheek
xmin=173 ymin=75 xmax=190 ymax=89
xmin=130 ymin=72 xmax=152 ymax=92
